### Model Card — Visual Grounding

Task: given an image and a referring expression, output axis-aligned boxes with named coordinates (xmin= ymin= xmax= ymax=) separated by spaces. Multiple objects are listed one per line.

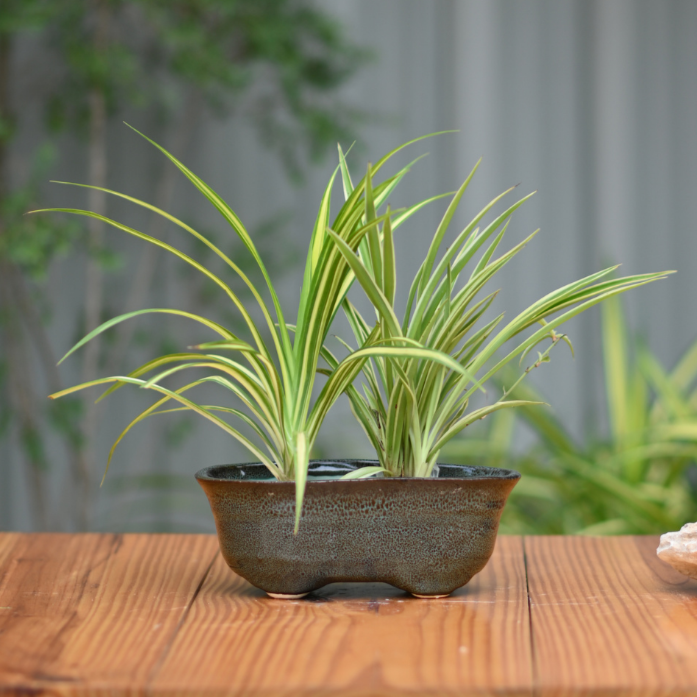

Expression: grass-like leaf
xmin=327 ymin=160 xmax=671 ymax=478
xmin=37 ymin=127 xmax=446 ymax=530
xmin=444 ymin=295 xmax=697 ymax=535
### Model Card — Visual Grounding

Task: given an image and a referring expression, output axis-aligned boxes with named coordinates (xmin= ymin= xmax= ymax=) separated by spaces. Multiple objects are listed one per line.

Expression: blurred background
xmin=2 ymin=0 xmax=697 ymax=534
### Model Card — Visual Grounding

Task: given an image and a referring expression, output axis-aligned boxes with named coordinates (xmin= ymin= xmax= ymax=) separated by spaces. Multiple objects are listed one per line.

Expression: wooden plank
xmin=0 ymin=533 xmax=218 ymax=696
xmin=0 ymin=533 xmax=19 ymax=571
xmin=525 ymin=536 xmax=697 ymax=697
xmin=150 ymin=535 xmax=532 ymax=697
xmin=0 ymin=534 xmax=20 ymax=623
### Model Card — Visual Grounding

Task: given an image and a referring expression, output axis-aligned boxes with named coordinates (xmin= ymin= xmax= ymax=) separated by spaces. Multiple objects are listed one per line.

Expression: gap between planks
xmin=4 ymin=534 xmax=695 ymax=697
xmin=145 ymin=544 xmax=219 ymax=686
xmin=0 ymin=533 xmax=533 ymax=696
xmin=146 ymin=535 xmax=533 ymax=697
xmin=521 ymin=536 xmax=537 ymax=697
xmin=524 ymin=535 xmax=697 ymax=697
xmin=0 ymin=533 xmax=221 ymax=696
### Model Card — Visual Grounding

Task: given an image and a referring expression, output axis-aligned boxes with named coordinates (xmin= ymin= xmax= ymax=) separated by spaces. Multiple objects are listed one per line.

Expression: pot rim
xmin=195 ymin=459 xmax=521 ymax=483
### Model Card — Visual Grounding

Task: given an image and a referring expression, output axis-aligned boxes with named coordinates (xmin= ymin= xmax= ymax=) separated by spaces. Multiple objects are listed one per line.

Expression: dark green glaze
xmin=196 ymin=460 xmax=520 ymax=597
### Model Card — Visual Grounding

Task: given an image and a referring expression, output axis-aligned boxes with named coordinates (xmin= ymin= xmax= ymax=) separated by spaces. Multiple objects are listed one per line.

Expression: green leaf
xmin=431 ymin=400 xmax=545 ymax=453
xmin=102 ymin=380 xmax=280 ymax=485
xmin=326 ymin=227 xmax=402 ymax=338
xmin=50 ymin=375 xmax=282 ymax=474
xmin=56 ymin=308 xmax=235 ymax=366
xmin=382 ymin=210 xmax=396 ymax=305
xmin=294 ymin=431 xmax=308 ymax=534
xmin=124 ymin=124 xmax=294 ymax=382
xmin=602 ymin=295 xmax=629 ymax=447
xmin=391 ymin=192 xmax=453 ymax=231
xmin=340 ymin=466 xmax=388 ymax=479
xmin=31 ymin=208 xmax=273 ymax=359
xmin=297 ymin=166 xmax=339 ymax=343
xmin=417 ymin=159 xmax=481 ymax=297
xmin=96 ymin=352 xmax=225 ymax=404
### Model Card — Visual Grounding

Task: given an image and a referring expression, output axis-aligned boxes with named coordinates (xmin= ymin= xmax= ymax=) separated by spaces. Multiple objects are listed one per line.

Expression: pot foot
xmin=266 ymin=591 xmax=309 ymax=599
xmin=411 ymin=592 xmax=451 ymax=599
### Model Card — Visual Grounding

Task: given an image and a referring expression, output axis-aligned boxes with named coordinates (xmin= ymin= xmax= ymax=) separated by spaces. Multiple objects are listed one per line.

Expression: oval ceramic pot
xmin=196 ymin=460 xmax=520 ymax=598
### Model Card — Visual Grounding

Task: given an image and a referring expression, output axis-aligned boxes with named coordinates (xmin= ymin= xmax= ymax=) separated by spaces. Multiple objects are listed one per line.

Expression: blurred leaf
xmin=47 ymin=397 xmax=84 ymax=449
xmin=164 ymin=416 xmax=195 ymax=448
xmin=445 ymin=296 xmax=697 ymax=535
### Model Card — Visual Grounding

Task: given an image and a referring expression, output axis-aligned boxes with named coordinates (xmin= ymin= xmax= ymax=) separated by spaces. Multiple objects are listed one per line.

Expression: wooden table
xmin=0 ymin=534 xmax=696 ymax=697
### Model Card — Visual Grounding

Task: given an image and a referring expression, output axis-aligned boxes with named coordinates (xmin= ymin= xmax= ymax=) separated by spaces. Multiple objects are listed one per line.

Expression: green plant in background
xmin=325 ymin=157 xmax=671 ymax=478
xmin=41 ymin=130 xmax=467 ymax=531
xmin=445 ymin=295 xmax=697 ymax=535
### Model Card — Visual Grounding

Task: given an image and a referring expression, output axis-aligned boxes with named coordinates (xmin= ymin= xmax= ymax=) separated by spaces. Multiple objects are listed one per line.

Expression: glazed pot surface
xmin=196 ymin=460 xmax=519 ymax=597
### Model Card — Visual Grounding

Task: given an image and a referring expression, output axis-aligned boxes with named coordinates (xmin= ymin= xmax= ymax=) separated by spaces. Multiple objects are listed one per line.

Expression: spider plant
xmin=446 ymin=295 xmax=697 ymax=534
xmin=325 ymin=155 xmax=672 ymax=478
xmin=37 ymin=127 xmax=465 ymax=531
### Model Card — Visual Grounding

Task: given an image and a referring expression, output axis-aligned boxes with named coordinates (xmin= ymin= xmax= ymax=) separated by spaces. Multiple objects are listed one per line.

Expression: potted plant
xmin=323 ymin=155 xmax=669 ymax=480
xmin=41 ymin=127 xmax=669 ymax=598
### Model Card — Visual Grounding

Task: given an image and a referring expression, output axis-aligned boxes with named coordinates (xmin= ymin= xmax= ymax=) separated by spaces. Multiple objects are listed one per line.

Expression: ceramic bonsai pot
xmin=196 ymin=459 xmax=520 ymax=598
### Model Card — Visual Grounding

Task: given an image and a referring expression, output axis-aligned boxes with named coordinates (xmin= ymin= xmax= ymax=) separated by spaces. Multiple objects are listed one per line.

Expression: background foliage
xmin=0 ymin=0 xmax=367 ymax=531
xmin=445 ymin=296 xmax=697 ymax=535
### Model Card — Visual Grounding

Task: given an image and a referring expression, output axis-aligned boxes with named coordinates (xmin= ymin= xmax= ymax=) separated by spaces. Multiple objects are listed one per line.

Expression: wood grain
xmin=5 ymin=533 xmax=696 ymax=697
xmin=150 ymin=535 xmax=532 ymax=697
xmin=525 ymin=535 xmax=697 ymax=697
xmin=0 ymin=533 xmax=19 ymax=572
xmin=0 ymin=533 xmax=218 ymax=696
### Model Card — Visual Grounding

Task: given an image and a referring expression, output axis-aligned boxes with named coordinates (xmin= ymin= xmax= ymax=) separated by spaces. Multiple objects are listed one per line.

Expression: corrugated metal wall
xmin=3 ymin=0 xmax=697 ymax=531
